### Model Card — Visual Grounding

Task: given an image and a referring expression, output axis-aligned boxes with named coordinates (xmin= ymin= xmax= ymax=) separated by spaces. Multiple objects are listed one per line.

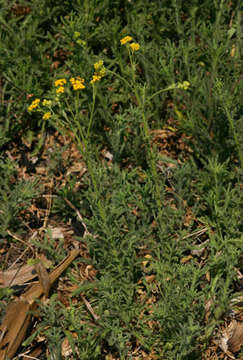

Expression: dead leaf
xmin=204 ymin=298 xmax=214 ymax=324
xmin=48 ymin=226 xmax=65 ymax=239
xmin=0 ymin=249 xmax=80 ymax=360
xmin=0 ymin=300 xmax=33 ymax=360
xmin=0 ymin=265 xmax=37 ymax=288
xmin=61 ymin=332 xmax=78 ymax=357
xmin=145 ymin=275 xmax=156 ymax=283
xmin=228 ymin=321 xmax=243 ymax=353
xmin=22 ymin=346 xmax=43 ymax=360
xmin=214 ymin=320 xmax=236 ymax=358
xmin=66 ymin=163 xmax=87 ymax=177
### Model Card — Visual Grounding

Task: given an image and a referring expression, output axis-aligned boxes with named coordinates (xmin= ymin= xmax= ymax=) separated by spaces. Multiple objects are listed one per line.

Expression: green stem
xmin=118 ymin=52 xmax=165 ymax=218
xmin=60 ymin=99 xmax=87 ymax=152
xmin=147 ymin=84 xmax=177 ymax=102
xmin=73 ymin=89 xmax=108 ymax=229
xmin=139 ymin=87 xmax=163 ymax=216
xmin=61 ymin=94 xmax=108 ymax=226
xmin=87 ymin=85 xmax=97 ymax=139
xmin=128 ymin=48 xmax=136 ymax=84
xmin=106 ymin=69 xmax=132 ymax=89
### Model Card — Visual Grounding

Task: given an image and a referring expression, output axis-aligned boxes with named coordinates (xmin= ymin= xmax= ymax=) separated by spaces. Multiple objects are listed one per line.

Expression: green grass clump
xmin=0 ymin=0 xmax=242 ymax=359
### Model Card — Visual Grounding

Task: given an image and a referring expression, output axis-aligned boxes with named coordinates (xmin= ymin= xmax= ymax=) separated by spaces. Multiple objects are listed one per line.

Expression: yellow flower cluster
xmin=42 ymin=99 xmax=52 ymax=107
xmin=90 ymin=75 xmax=102 ymax=84
xmin=90 ymin=60 xmax=106 ymax=84
xmin=70 ymin=77 xmax=85 ymax=90
xmin=54 ymin=78 xmax=67 ymax=94
xmin=177 ymin=81 xmax=190 ymax=90
xmin=94 ymin=60 xmax=104 ymax=71
xmin=54 ymin=78 xmax=67 ymax=87
xmin=129 ymin=43 xmax=140 ymax=51
xmin=120 ymin=36 xmax=133 ymax=45
xmin=73 ymin=31 xmax=86 ymax=46
xmin=56 ymin=86 xmax=65 ymax=94
xmin=42 ymin=112 xmax=51 ymax=120
xmin=28 ymin=98 xmax=40 ymax=112
xmin=120 ymin=36 xmax=140 ymax=51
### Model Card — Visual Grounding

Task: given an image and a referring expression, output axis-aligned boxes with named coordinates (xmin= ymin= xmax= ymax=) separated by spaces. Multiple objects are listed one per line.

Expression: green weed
xmin=0 ymin=0 xmax=242 ymax=358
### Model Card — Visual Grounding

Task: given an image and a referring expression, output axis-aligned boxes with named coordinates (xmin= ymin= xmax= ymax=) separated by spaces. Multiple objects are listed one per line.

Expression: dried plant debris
xmin=0 ymin=250 xmax=80 ymax=360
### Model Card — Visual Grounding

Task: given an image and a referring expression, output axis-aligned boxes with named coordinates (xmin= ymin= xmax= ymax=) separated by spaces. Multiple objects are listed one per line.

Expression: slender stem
xmin=128 ymin=48 xmax=136 ymax=84
xmin=126 ymin=56 xmax=164 ymax=218
xmin=140 ymin=92 xmax=163 ymax=215
xmin=87 ymin=85 xmax=97 ymax=139
xmin=106 ymin=69 xmax=132 ymax=89
xmin=71 ymin=88 xmax=109 ymax=230
xmin=147 ymin=84 xmax=176 ymax=102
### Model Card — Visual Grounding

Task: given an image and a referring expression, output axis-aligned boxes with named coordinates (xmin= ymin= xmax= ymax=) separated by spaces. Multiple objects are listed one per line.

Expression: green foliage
xmin=0 ymin=0 xmax=242 ymax=358
xmin=0 ymin=157 xmax=39 ymax=238
xmin=31 ymin=228 xmax=66 ymax=263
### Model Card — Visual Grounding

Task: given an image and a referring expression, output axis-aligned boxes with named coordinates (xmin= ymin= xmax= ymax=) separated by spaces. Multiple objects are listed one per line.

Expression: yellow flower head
xmin=28 ymin=98 xmax=40 ymax=112
xmin=42 ymin=99 xmax=52 ymax=107
xmin=129 ymin=42 xmax=140 ymax=52
xmin=177 ymin=81 xmax=190 ymax=90
xmin=90 ymin=60 xmax=106 ymax=85
xmin=54 ymin=79 xmax=67 ymax=87
xmin=120 ymin=36 xmax=133 ymax=45
xmin=56 ymin=86 xmax=65 ymax=94
xmin=70 ymin=76 xmax=85 ymax=91
xmin=73 ymin=82 xmax=85 ymax=90
xmin=90 ymin=75 xmax=101 ymax=84
xmin=94 ymin=60 xmax=104 ymax=71
xmin=42 ymin=112 xmax=51 ymax=120
xmin=182 ymin=81 xmax=190 ymax=90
